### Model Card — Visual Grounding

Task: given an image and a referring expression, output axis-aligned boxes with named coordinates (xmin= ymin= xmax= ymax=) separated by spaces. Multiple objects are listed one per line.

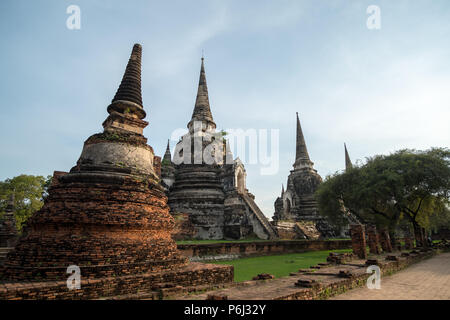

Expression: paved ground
xmin=331 ymin=252 xmax=450 ymax=300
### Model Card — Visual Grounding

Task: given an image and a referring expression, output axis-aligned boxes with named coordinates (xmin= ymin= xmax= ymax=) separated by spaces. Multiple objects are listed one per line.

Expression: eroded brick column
xmin=350 ymin=224 xmax=367 ymax=259
xmin=378 ymin=228 xmax=392 ymax=253
xmin=367 ymin=225 xmax=381 ymax=255
xmin=404 ymin=237 xmax=414 ymax=250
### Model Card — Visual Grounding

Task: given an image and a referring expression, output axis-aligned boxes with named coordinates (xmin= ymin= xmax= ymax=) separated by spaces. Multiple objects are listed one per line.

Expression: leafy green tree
xmin=317 ymin=148 xmax=450 ymax=238
xmin=0 ymin=174 xmax=52 ymax=231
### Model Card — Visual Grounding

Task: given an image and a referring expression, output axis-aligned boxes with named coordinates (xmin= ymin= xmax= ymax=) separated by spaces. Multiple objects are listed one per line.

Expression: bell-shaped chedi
xmin=0 ymin=44 xmax=188 ymax=282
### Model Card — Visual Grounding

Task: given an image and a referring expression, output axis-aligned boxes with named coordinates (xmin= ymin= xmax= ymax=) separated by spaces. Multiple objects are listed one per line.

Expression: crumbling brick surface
xmin=367 ymin=225 xmax=382 ymax=255
xmin=350 ymin=224 xmax=367 ymax=259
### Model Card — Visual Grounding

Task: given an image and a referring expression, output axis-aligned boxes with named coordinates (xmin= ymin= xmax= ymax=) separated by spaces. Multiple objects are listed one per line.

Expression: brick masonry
xmin=178 ymin=239 xmax=352 ymax=261
xmin=404 ymin=237 xmax=414 ymax=250
xmin=0 ymin=262 xmax=232 ymax=300
xmin=350 ymin=224 xmax=367 ymax=259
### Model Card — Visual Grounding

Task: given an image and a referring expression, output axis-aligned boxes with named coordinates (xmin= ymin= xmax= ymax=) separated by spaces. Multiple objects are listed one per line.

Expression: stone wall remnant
xmin=350 ymin=224 xmax=367 ymax=259
xmin=367 ymin=225 xmax=382 ymax=255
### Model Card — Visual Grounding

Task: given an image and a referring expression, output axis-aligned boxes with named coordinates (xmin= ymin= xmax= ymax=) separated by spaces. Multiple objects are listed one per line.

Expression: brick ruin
xmin=367 ymin=225 xmax=382 ymax=255
xmin=0 ymin=195 xmax=18 ymax=265
xmin=161 ymin=58 xmax=277 ymax=240
xmin=0 ymin=195 xmax=18 ymax=248
xmin=272 ymin=113 xmax=337 ymax=239
xmin=350 ymin=224 xmax=367 ymax=259
xmin=0 ymin=44 xmax=232 ymax=299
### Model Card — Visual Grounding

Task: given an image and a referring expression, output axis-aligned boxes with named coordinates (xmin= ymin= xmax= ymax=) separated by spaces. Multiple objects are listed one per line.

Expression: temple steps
xmin=241 ymin=194 xmax=278 ymax=239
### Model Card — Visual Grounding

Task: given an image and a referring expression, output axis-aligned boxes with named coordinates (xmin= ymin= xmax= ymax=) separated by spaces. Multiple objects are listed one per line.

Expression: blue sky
xmin=1 ymin=0 xmax=449 ymax=217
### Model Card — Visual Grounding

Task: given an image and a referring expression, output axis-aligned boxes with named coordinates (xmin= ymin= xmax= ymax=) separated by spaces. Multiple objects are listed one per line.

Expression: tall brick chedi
xmin=1 ymin=45 xmax=232 ymax=300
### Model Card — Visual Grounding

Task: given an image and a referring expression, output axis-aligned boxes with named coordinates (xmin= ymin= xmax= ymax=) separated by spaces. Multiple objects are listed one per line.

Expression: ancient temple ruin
xmin=162 ymin=58 xmax=277 ymax=240
xmin=0 ymin=44 xmax=232 ymax=299
xmin=272 ymin=113 xmax=336 ymax=238
xmin=0 ymin=195 xmax=18 ymax=265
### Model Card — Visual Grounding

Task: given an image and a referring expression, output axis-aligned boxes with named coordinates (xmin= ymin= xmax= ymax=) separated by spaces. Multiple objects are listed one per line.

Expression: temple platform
xmin=0 ymin=262 xmax=233 ymax=300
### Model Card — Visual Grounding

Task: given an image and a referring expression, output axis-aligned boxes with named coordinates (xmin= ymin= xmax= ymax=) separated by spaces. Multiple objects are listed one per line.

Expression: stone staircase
xmin=241 ymin=194 xmax=278 ymax=239
xmin=0 ymin=247 xmax=13 ymax=265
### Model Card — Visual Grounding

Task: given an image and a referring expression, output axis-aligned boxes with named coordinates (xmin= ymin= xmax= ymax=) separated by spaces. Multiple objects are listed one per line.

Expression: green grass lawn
xmin=211 ymin=249 xmax=352 ymax=282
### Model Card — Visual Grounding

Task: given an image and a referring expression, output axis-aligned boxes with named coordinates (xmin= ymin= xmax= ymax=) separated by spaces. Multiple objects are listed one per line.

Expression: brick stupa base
xmin=0 ymin=44 xmax=233 ymax=299
xmin=0 ymin=262 xmax=232 ymax=300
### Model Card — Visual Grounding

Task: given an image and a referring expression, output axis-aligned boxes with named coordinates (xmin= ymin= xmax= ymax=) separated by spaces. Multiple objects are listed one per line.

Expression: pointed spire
xmin=188 ymin=57 xmax=215 ymax=129
xmin=294 ymin=113 xmax=313 ymax=169
xmin=107 ymin=44 xmax=146 ymax=119
xmin=344 ymin=143 xmax=352 ymax=171
xmin=281 ymin=184 xmax=285 ymax=196
xmin=163 ymin=139 xmax=172 ymax=162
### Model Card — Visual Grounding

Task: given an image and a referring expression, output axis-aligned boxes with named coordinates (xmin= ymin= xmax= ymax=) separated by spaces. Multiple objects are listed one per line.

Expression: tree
xmin=429 ymin=204 xmax=450 ymax=234
xmin=0 ymin=174 xmax=52 ymax=231
xmin=316 ymin=148 xmax=450 ymax=239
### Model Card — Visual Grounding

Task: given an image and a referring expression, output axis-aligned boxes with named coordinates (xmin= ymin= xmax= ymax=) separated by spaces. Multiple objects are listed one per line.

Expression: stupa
xmin=0 ymin=44 xmax=232 ymax=299
xmin=163 ymin=58 xmax=277 ymax=240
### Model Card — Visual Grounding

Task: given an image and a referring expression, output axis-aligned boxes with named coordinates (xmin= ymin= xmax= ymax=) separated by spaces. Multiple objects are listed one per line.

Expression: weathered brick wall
xmin=350 ymin=225 xmax=367 ymax=259
xmin=1 ymin=171 xmax=187 ymax=282
xmin=177 ymin=239 xmax=352 ymax=261
xmin=275 ymin=249 xmax=438 ymax=300
xmin=367 ymin=225 xmax=381 ymax=255
xmin=0 ymin=263 xmax=233 ymax=300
